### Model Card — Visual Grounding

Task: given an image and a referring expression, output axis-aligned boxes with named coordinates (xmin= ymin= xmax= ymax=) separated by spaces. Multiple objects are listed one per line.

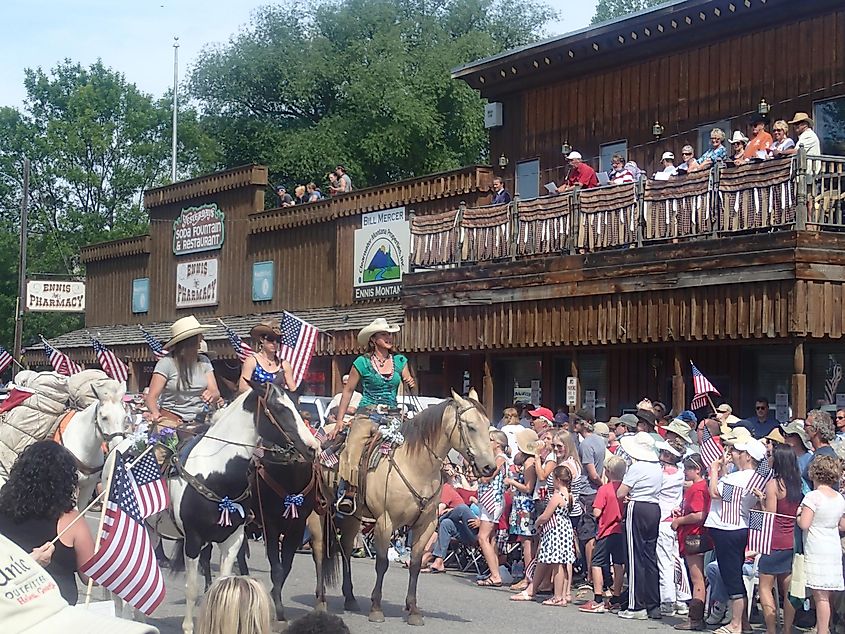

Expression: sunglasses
xmin=682 ymin=152 xmax=693 ymax=156
xmin=836 ymin=415 xmax=845 ymax=420
xmin=756 ymin=406 xmax=767 ymax=410
xmin=552 ymin=443 xmax=565 ymax=449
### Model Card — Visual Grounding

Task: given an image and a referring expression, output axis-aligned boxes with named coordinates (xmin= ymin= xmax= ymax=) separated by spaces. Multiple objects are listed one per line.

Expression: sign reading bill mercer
xmin=353 ymin=207 xmax=410 ymax=301
xmin=26 ymin=280 xmax=86 ymax=312
xmin=176 ymin=258 xmax=218 ymax=308
xmin=173 ymin=203 xmax=225 ymax=255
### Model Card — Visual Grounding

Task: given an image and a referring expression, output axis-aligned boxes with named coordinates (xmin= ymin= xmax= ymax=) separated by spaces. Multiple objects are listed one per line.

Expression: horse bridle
xmin=92 ymin=402 xmax=128 ymax=443
xmin=255 ymin=383 xmax=311 ymax=463
xmin=423 ymin=400 xmax=484 ymax=477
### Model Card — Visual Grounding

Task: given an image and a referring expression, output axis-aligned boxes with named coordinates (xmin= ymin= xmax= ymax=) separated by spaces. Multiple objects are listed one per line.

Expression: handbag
xmin=684 ymin=530 xmax=714 ymax=555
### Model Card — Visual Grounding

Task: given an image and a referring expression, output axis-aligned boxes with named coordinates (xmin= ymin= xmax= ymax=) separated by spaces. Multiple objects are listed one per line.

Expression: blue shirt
xmin=735 ymin=415 xmax=778 ymax=439
xmin=697 ymin=144 xmax=727 ymax=165
xmin=492 ymin=189 xmax=512 ymax=204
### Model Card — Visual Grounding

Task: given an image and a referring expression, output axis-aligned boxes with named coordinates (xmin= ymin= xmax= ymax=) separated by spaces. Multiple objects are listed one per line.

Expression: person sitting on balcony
xmin=491 ymin=176 xmax=512 ymax=204
xmin=692 ymin=128 xmax=728 ymax=171
xmin=331 ymin=165 xmax=353 ymax=195
xmin=327 ymin=172 xmax=339 ymax=196
xmin=768 ymin=120 xmax=795 ymax=157
xmin=609 ymin=153 xmax=635 ymax=184
xmin=675 ymin=145 xmax=699 ymax=174
xmin=557 ymin=151 xmax=598 ymax=192
xmin=654 ymin=152 xmax=676 ymax=180
xmin=728 ymin=131 xmax=750 ymax=165
xmin=744 ymin=115 xmax=773 ymax=160
xmin=294 ymin=184 xmax=308 ymax=205
xmin=306 ymin=181 xmax=322 ymax=202
xmin=784 ymin=112 xmax=821 ymax=159
xmin=276 ymin=185 xmax=294 ymax=207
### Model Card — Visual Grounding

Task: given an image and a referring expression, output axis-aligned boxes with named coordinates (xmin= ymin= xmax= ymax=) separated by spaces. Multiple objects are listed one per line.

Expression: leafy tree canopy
xmin=591 ymin=0 xmax=667 ymax=25
xmin=190 ymin=0 xmax=555 ymax=188
xmin=0 ymin=60 xmax=215 ymax=350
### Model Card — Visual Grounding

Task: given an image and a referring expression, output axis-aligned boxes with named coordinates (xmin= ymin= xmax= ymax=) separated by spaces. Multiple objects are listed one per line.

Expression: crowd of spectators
xmin=275 ymin=165 xmax=353 ymax=208
xmin=421 ymin=397 xmax=845 ymax=634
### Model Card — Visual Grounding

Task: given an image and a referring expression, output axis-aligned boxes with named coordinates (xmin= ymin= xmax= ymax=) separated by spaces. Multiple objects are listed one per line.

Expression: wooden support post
xmin=510 ymin=195 xmax=519 ymax=261
xmin=635 ymin=178 xmax=645 ymax=248
xmin=456 ymin=201 xmax=466 ymax=267
xmin=710 ymin=162 xmax=721 ymax=239
xmin=791 ymin=341 xmax=807 ymax=419
xmin=331 ymin=354 xmax=344 ymax=395
xmin=672 ymin=347 xmax=685 ymax=415
xmin=541 ymin=351 xmax=553 ymax=408
xmin=483 ymin=353 xmax=494 ymax=418
xmin=569 ymin=190 xmax=579 ymax=255
xmin=795 ymin=149 xmax=809 ymax=231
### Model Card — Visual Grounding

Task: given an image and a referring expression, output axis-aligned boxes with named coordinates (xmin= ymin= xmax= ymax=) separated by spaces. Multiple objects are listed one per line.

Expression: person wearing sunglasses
xmin=238 ymin=318 xmax=296 ymax=392
xmin=834 ymin=408 xmax=845 ymax=443
xmin=735 ymin=398 xmax=778 ymax=440
xmin=676 ymin=145 xmax=699 ymax=174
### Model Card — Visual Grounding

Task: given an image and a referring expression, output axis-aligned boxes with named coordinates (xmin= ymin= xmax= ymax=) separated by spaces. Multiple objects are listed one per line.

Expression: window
xmin=515 ymin=159 xmax=540 ymax=200
xmin=814 ymin=96 xmax=845 ymax=155
xmin=599 ymin=141 xmax=627 ymax=173
xmin=697 ymin=120 xmax=731 ymax=156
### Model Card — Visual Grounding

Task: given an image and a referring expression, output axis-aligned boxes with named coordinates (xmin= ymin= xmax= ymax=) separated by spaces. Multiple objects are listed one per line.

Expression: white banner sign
xmin=26 ymin=280 xmax=86 ymax=312
xmin=565 ymin=376 xmax=578 ymax=406
xmin=353 ymin=207 xmax=410 ymax=301
xmin=176 ymin=258 xmax=218 ymax=308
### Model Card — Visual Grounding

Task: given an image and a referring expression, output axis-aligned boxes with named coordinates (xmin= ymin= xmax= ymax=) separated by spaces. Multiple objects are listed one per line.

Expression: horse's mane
xmin=401 ymin=399 xmax=453 ymax=454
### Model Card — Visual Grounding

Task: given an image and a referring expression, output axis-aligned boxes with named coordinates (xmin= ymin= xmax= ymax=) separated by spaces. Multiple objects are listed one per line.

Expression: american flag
xmin=80 ymin=452 xmax=166 ymax=615
xmin=746 ymin=455 xmax=773 ymax=493
xmin=477 ymin=484 xmax=499 ymax=517
xmin=747 ymin=509 xmax=774 ymax=555
xmin=674 ymin=554 xmax=691 ymax=597
xmin=690 ymin=362 xmax=720 ymax=410
xmin=0 ymin=346 xmax=13 ymax=374
xmin=700 ymin=424 xmax=724 ymax=469
xmin=129 ymin=451 xmax=169 ymax=518
xmin=42 ymin=339 xmax=81 ymax=375
xmin=279 ymin=311 xmax=318 ymax=390
xmin=720 ymin=483 xmax=743 ymax=527
xmin=140 ymin=326 xmax=167 ymax=359
xmin=221 ymin=321 xmax=254 ymax=363
xmin=92 ymin=337 xmax=128 ymax=383
xmin=313 ymin=426 xmax=339 ymax=467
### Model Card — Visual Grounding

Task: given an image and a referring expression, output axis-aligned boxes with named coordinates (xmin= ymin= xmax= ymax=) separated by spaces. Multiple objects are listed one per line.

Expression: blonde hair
xmin=772 ymin=119 xmax=789 ymax=133
xmin=606 ymin=455 xmax=627 ymax=481
xmin=196 ymin=576 xmax=272 ymax=634
xmin=710 ymin=128 xmax=726 ymax=142
xmin=553 ymin=430 xmax=579 ymax=462
xmin=489 ymin=430 xmax=510 ymax=456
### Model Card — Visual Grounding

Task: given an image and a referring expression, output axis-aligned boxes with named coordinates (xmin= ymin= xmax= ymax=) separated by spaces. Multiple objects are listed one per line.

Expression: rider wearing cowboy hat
xmin=329 ymin=318 xmax=416 ymax=514
xmin=144 ymin=315 xmax=219 ymax=429
xmin=238 ymin=318 xmax=297 ymax=392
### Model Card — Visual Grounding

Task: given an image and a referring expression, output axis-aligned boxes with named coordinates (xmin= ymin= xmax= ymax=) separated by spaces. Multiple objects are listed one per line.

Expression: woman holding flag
xmin=238 ymin=318 xmax=296 ymax=392
xmin=703 ymin=438 xmax=767 ymax=634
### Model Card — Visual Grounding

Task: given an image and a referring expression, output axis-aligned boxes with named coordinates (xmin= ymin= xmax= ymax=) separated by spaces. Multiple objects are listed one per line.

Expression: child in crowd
xmin=798 ymin=455 xmax=845 ymax=634
xmin=476 ymin=430 xmax=509 ymax=587
xmin=505 ymin=429 xmax=539 ymax=592
xmin=672 ymin=454 xmax=712 ymax=631
xmin=580 ymin=455 xmax=627 ymax=614
xmin=511 ymin=465 xmax=575 ymax=606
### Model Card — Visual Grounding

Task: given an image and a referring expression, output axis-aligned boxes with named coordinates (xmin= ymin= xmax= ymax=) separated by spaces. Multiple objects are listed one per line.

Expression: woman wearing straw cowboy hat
xmin=329 ymin=318 xmax=416 ymax=514
xmin=144 ymin=315 xmax=220 ymax=431
xmin=237 ymin=318 xmax=297 ymax=393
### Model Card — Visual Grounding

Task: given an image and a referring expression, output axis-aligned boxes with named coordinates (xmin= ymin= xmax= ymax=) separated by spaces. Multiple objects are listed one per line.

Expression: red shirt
xmin=456 ymin=487 xmax=475 ymax=506
xmin=440 ymin=483 xmax=464 ymax=510
xmin=594 ymin=481 xmax=623 ymax=539
xmin=567 ymin=163 xmax=599 ymax=189
xmin=677 ymin=479 xmax=711 ymax=555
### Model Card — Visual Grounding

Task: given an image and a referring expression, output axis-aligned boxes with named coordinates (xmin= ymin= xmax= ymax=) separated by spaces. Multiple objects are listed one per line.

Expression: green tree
xmin=190 ymin=0 xmax=554 ymax=188
xmin=591 ymin=0 xmax=667 ymax=24
xmin=0 ymin=60 xmax=216 ymax=349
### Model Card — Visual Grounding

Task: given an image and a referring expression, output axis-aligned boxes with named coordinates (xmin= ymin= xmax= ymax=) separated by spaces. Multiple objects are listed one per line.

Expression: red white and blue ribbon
xmin=283 ymin=494 xmax=304 ymax=519
xmin=217 ymin=497 xmax=245 ymax=527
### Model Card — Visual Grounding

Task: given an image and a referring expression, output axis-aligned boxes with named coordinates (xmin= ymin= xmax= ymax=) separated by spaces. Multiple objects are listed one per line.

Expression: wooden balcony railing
xmin=410 ymin=151 xmax=829 ymax=269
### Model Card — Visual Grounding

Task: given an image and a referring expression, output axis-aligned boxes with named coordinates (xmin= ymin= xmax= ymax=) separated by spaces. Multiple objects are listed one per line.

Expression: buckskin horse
xmin=149 ymin=381 xmax=319 ymax=634
xmin=310 ymin=388 xmax=497 ymax=626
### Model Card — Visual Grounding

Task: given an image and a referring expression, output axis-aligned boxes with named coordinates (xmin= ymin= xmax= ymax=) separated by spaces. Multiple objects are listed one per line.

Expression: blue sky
xmin=0 ymin=0 xmax=597 ymax=108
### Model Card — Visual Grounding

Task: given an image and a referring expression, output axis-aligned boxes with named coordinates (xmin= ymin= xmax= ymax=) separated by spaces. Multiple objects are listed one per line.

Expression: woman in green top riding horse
xmin=330 ymin=318 xmax=416 ymax=514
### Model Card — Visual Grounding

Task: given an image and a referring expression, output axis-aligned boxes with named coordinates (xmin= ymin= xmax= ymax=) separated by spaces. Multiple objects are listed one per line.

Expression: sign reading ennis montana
xmin=173 ymin=203 xmax=225 ymax=255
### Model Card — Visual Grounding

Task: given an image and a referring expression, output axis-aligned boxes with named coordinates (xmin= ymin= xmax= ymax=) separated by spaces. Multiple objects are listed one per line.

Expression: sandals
xmin=509 ymin=590 xmax=535 ymax=602
xmin=509 ymin=579 xmax=530 ymax=592
xmin=542 ymin=597 xmax=567 ymax=607
xmin=713 ymin=627 xmax=742 ymax=634
xmin=476 ymin=578 xmax=503 ymax=587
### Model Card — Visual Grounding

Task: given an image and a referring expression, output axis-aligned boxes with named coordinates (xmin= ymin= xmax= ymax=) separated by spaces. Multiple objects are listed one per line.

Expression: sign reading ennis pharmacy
xmin=176 ymin=258 xmax=218 ymax=308
xmin=173 ymin=203 xmax=225 ymax=255
xmin=26 ymin=280 xmax=86 ymax=312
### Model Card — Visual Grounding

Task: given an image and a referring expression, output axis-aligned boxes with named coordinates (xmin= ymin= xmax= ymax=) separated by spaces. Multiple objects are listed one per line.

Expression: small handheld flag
xmin=690 ymin=362 xmax=720 ymax=410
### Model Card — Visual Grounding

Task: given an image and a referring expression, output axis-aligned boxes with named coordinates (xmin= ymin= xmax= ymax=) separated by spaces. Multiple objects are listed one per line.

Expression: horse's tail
xmin=321 ymin=511 xmax=340 ymax=588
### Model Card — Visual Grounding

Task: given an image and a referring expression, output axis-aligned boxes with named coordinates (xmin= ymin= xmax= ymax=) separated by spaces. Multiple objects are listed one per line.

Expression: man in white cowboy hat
xmin=785 ymin=112 xmax=821 ymax=159
xmin=0 ymin=532 xmax=159 ymax=634
xmin=330 ymin=317 xmax=415 ymax=514
xmin=616 ymin=432 xmax=663 ymax=620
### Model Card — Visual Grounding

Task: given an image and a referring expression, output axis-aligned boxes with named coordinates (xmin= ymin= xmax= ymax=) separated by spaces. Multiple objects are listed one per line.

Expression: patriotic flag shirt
xmin=704 ymin=468 xmax=759 ymax=530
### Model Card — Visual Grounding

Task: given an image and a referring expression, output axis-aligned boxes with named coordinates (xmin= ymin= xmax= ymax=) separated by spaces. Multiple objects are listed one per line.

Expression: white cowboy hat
xmin=165 ymin=315 xmax=213 ymax=349
xmin=357 ymin=318 xmax=400 ymax=347
xmin=721 ymin=425 xmax=753 ymax=445
xmin=729 ymin=130 xmax=749 ymax=144
xmin=515 ymin=428 xmax=541 ymax=455
xmin=664 ymin=418 xmax=695 ymax=444
xmin=619 ymin=431 xmax=659 ymax=462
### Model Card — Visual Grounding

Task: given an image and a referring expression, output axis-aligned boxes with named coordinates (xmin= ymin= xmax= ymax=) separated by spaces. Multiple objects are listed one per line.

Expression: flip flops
xmin=476 ymin=578 xmax=503 ymax=587
xmin=510 ymin=590 xmax=534 ymax=602
xmin=542 ymin=597 xmax=567 ymax=607
xmin=713 ymin=626 xmax=742 ymax=634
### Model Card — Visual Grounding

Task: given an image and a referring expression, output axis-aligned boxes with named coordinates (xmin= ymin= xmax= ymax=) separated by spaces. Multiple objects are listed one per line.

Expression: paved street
xmin=80 ymin=528 xmax=684 ymax=633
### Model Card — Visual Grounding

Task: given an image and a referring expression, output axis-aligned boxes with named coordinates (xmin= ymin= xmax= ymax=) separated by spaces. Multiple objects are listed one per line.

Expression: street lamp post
xmin=171 ymin=36 xmax=179 ymax=183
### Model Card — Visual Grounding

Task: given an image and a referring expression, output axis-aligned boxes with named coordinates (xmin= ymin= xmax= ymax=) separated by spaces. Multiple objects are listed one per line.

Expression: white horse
xmin=149 ymin=384 xmax=319 ymax=634
xmin=0 ymin=379 xmax=129 ymax=511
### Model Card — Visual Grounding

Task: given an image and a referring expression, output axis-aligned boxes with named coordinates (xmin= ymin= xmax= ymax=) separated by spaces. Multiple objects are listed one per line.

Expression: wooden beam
xmin=792 ymin=341 xmax=807 ymax=419
xmin=483 ymin=353 xmax=494 ymax=418
xmin=672 ymin=347 xmax=685 ymax=415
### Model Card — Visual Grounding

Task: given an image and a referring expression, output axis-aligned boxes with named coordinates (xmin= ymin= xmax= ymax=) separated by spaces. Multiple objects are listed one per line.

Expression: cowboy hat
xmin=656 ymin=439 xmax=682 ymax=457
xmin=719 ymin=414 xmax=742 ymax=436
xmin=664 ymin=418 xmax=695 ymax=444
xmin=619 ymin=431 xmax=659 ymax=462
xmin=515 ymin=428 xmax=541 ymax=455
xmin=780 ymin=420 xmax=812 ymax=451
xmin=764 ymin=428 xmax=786 ymax=444
xmin=729 ymin=130 xmax=749 ymax=144
xmin=721 ymin=425 xmax=753 ymax=445
xmin=636 ymin=409 xmax=657 ymax=429
xmin=357 ymin=318 xmax=400 ymax=347
xmin=250 ymin=318 xmax=281 ymax=340
xmin=716 ymin=403 xmax=733 ymax=414
xmin=165 ymin=315 xmax=213 ymax=349
xmin=788 ymin=112 xmax=813 ymax=126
